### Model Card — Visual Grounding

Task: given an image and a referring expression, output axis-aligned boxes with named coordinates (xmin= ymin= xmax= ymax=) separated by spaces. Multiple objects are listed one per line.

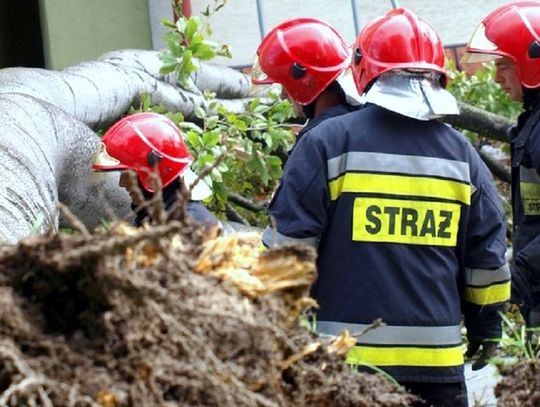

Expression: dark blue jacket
xmin=509 ymin=100 xmax=540 ymax=322
xmin=263 ymin=104 xmax=510 ymax=383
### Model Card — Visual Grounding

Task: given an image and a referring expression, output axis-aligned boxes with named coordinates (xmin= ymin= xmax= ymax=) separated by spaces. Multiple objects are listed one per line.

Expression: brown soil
xmin=495 ymin=360 xmax=540 ymax=407
xmin=0 ymin=201 xmax=416 ymax=406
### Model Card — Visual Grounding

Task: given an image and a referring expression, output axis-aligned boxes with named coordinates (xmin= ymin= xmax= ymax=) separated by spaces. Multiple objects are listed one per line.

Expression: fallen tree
xmin=0 ymin=50 xmax=255 ymax=243
xmin=0 ymin=49 xmax=250 ymax=130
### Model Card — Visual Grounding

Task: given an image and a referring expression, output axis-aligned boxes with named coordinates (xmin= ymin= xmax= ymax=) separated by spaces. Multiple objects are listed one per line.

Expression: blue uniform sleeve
xmin=186 ymin=201 xmax=219 ymax=228
xmin=462 ymin=156 xmax=510 ymax=343
xmin=262 ymin=132 xmax=330 ymax=248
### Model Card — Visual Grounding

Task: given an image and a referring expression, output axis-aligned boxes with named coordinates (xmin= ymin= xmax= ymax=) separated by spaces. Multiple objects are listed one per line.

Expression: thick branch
xmin=228 ymin=192 xmax=269 ymax=212
xmin=477 ymin=148 xmax=511 ymax=184
xmin=444 ymin=101 xmax=515 ymax=142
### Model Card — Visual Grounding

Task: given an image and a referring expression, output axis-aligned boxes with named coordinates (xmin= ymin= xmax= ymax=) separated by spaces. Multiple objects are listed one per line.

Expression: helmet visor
xmin=92 ymin=142 xmax=127 ymax=171
xmin=461 ymin=23 xmax=501 ymax=64
xmin=251 ymin=55 xmax=271 ymax=84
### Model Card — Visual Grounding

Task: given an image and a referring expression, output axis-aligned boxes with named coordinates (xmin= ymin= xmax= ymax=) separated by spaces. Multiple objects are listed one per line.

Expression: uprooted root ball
xmin=0 ymin=213 xmax=415 ymax=406
xmin=495 ymin=360 xmax=540 ymax=407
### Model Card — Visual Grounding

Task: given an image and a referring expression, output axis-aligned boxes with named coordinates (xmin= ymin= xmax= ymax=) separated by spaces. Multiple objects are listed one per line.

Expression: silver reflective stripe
xmin=261 ymin=226 xmax=319 ymax=248
xmin=317 ymin=320 xmax=462 ymax=346
xmin=520 ymin=167 xmax=540 ymax=183
xmin=327 ymin=152 xmax=471 ymax=185
xmin=465 ymin=264 xmax=511 ymax=286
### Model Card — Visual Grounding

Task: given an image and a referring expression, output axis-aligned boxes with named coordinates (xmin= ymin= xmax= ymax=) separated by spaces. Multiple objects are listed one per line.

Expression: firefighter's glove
xmin=510 ymin=263 xmax=532 ymax=306
xmin=465 ymin=340 xmax=498 ymax=371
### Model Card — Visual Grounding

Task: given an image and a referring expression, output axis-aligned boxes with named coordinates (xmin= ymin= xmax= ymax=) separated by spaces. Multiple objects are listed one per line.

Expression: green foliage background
xmin=143 ymin=4 xmax=526 ymax=231
xmin=446 ymin=60 xmax=522 ymax=131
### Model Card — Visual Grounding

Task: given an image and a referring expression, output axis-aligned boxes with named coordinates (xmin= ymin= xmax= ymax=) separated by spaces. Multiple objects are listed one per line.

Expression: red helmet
xmin=351 ymin=8 xmax=447 ymax=95
xmin=251 ymin=17 xmax=351 ymax=105
xmin=463 ymin=1 xmax=540 ymax=88
xmin=92 ymin=112 xmax=193 ymax=192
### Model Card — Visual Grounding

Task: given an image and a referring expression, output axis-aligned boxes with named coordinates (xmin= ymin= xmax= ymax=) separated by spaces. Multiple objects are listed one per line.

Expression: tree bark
xmin=0 ymin=94 xmax=131 ymax=243
xmin=443 ymin=101 xmax=514 ymax=142
xmin=0 ymin=49 xmax=252 ymax=131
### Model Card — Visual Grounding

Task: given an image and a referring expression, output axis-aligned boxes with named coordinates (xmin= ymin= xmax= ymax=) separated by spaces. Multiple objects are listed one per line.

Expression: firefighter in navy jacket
xmin=463 ymin=1 xmax=540 ymax=329
xmin=263 ymin=8 xmax=510 ymax=407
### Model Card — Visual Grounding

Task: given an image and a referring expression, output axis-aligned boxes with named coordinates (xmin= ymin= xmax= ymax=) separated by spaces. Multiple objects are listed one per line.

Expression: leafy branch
xmin=160 ymin=1 xmax=231 ymax=86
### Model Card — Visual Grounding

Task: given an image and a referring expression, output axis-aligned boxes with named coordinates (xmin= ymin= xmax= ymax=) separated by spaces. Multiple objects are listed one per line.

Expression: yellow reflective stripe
xmin=346 ymin=345 xmax=464 ymax=367
xmin=463 ymin=281 xmax=511 ymax=305
xmin=521 ymin=181 xmax=540 ymax=215
xmin=329 ymin=173 xmax=471 ymax=204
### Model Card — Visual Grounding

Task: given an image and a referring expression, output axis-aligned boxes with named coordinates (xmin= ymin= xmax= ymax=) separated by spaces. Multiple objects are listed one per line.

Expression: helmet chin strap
xmin=302 ymin=81 xmax=349 ymax=119
xmin=302 ymin=102 xmax=316 ymax=119
xmin=522 ymin=86 xmax=540 ymax=111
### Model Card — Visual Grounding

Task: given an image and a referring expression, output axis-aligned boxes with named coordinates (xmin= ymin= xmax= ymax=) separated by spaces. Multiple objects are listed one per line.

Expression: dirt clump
xmin=495 ymin=359 xmax=540 ymax=407
xmin=0 ymin=203 xmax=416 ymax=406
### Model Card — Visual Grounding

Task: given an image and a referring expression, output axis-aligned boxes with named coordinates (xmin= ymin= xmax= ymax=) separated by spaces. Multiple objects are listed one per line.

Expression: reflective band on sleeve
xmin=317 ymin=321 xmax=462 ymax=346
xmin=520 ymin=167 xmax=540 ymax=215
xmin=261 ymin=226 xmax=319 ymax=248
xmin=346 ymin=345 xmax=464 ymax=367
xmin=327 ymin=152 xmax=471 ymax=185
xmin=464 ymin=264 xmax=511 ymax=286
xmin=329 ymin=173 xmax=471 ymax=204
xmin=521 ymin=182 xmax=540 ymax=215
xmin=463 ymin=281 xmax=511 ymax=305
xmin=520 ymin=166 xmax=540 ymax=183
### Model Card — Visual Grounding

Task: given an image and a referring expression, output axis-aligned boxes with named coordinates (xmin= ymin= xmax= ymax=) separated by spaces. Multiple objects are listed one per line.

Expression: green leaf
xmin=194 ymin=105 xmax=206 ymax=119
xmin=179 ymin=122 xmax=203 ymax=134
xmin=206 ymin=115 xmax=219 ymax=129
xmin=184 ymin=17 xmax=199 ymax=42
xmin=202 ymin=129 xmax=220 ymax=146
xmin=160 ymin=18 xmax=177 ymax=29
xmin=233 ymin=119 xmax=248 ymax=132
xmin=186 ymin=131 xmax=204 ymax=150
xmin=160 ymin=62 xmax=177 ymax=75
xmin=176 ymin=18 xmax=187 ymax=33
xmin=194 ymin=44 xmax=216 ymax=60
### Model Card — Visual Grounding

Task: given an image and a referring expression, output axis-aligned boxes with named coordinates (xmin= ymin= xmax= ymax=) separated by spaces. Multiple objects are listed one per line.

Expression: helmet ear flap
xmin=291 ymin=62 xmax=307 ymax=79
xmin=528 ymin=40 xmax=540 ymax=59
xmin=147 ymin=150 xmax=162 ymax=166
xmin=353 ymin=48 xmax=362 ymax=65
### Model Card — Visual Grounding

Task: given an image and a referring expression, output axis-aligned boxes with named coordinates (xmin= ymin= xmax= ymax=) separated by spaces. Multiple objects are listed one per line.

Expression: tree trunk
xmin=0 ymin=49 xmax=251 ymax=130
xmin=0 ymin=93 xmax=131 ymax=243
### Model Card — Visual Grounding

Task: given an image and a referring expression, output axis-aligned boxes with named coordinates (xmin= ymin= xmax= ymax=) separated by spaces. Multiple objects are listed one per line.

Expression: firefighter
xmin=251 ymin=17 xmax=362 ymax=155
xmin=92 ymin=112 xmax=218 ymax=229
xmin=263 ymin=8 xmax=510 ymax=407
xmin=462 ymin=1 xmax=540 ymax=329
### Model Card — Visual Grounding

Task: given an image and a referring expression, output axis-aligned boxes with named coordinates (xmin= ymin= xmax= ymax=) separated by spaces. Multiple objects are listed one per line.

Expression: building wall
xmin=0 ymin=3 xmax=11 ymax=68
xmin=38 ymin=0 xmax=153 ymax=69
xmin=0 ymin=0 xmax=44 ymax=68
xmin=191 ymin=0 xmax=510 ymax=68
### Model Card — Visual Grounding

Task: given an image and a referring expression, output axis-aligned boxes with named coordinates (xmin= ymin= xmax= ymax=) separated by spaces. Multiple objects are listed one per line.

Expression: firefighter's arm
xmin=511 ymin=235 xmax=540 ymax=306
xmin=462 ymin=179 xmax=510 ymax=368
xmin=261 ymin=132 xmax=330 ymax=249
xmin=512 ymin=139 xmax=540 ymax=306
